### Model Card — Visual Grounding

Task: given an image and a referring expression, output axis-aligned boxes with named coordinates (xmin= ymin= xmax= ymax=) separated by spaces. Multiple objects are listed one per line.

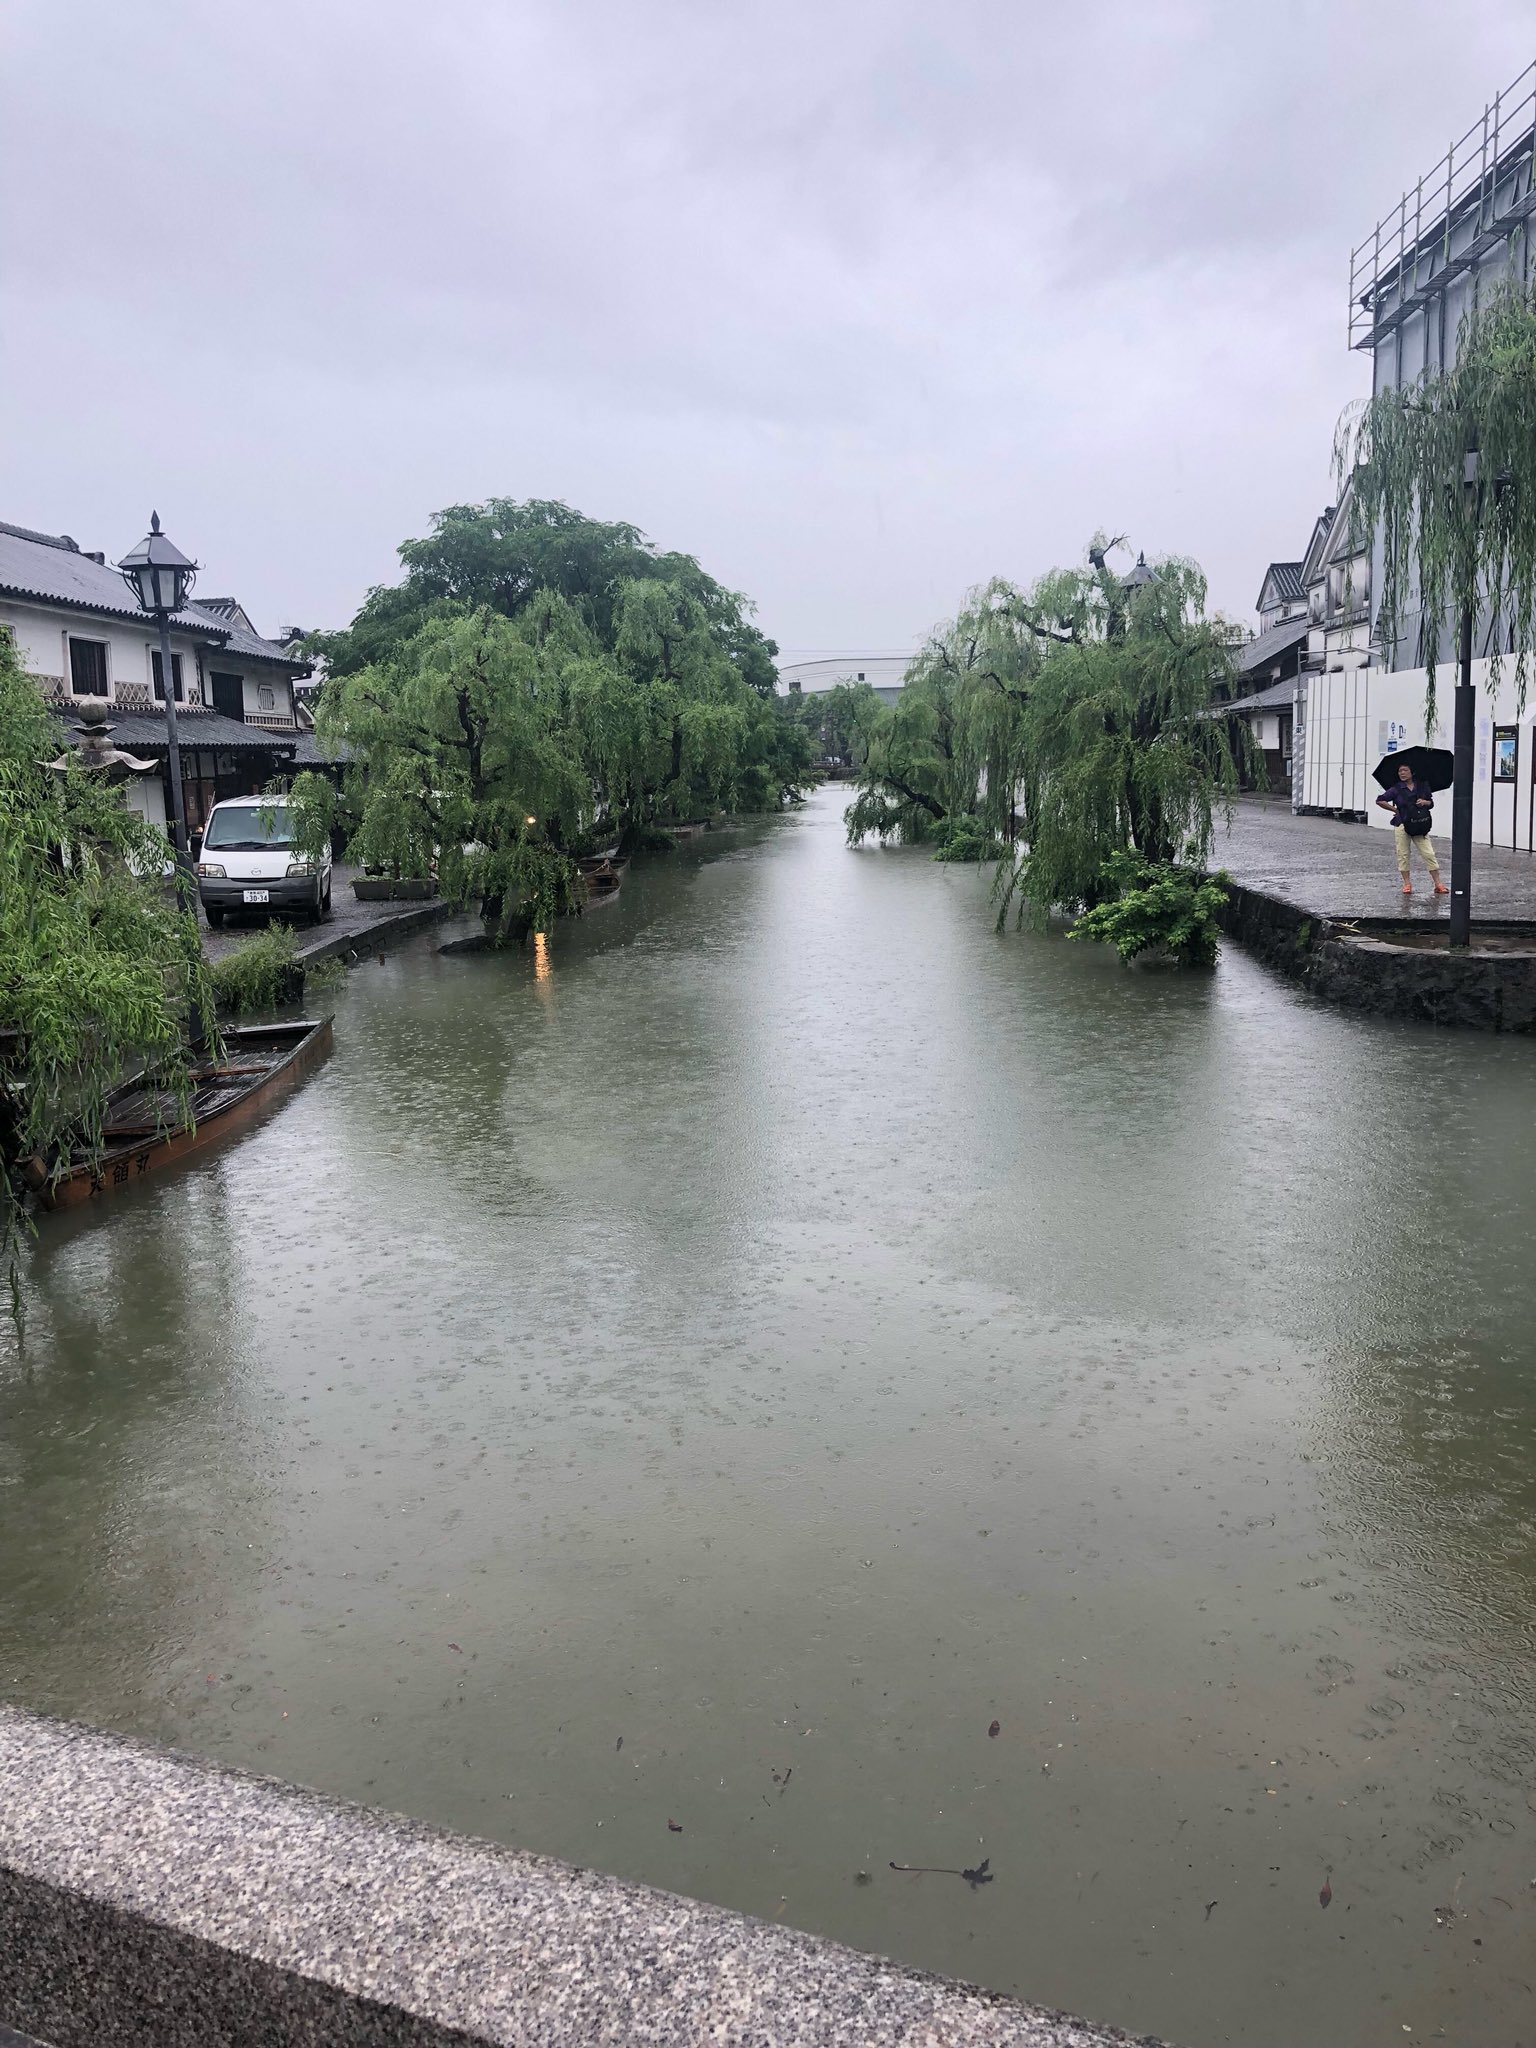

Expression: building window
xmin=857 ymin=671 xmax=865 ymax=681
xmin=209 ymin=671 xmax=244 ymax=720
xmin=68 ymin=637 xmax=109 ymax=696
xmin=257 ymin=683 xmax=275 ymax=710
xmin=151 ymin=650 xmax=184 ymax=702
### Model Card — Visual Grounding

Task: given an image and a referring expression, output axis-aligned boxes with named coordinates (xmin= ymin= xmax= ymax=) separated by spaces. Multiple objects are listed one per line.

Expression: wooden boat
xmin=36 ymin=1018 xmax=333 ymax=1210
xmin=577 ymin=852 xmax=629 ymax=906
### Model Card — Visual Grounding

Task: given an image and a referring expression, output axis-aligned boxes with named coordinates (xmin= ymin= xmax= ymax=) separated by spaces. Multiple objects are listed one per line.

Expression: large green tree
xmin=311 ymin=497 xmax=781 ymax=698
xmin=0 ymin=634 xmax=213 ymax=1276
xmin=296 ymin=551 xmax=812 ymax=937
xmin=1007 ymin=544 xmax=1248 ymax=920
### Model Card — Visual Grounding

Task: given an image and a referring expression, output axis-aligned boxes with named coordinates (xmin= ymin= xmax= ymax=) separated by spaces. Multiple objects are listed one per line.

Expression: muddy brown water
xmin=4 ymin=787 xmax=1535 ymax=2048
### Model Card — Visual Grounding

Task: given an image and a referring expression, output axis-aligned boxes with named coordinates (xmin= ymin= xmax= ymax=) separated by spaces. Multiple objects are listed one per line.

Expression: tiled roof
xmin=0 ymin=521 xmax=309 ymax=672
xmin=0 ymin=522 xmax=213 ymax=633
xmin=291 ymin=729 xmax=353 ymax=766
xmin=57 ymin=708 xmax=300 ymax=755
xmin=1260 ymin=562 xmax=1306 ymax=605
xmin=1221 ymin=677 xmax=1298 ymax=717
xmin=1234 ymin=613 xmax=1309 ymax=678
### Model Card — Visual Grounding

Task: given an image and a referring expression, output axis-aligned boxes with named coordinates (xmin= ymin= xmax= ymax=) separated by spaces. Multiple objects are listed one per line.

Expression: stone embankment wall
xmin=1218 ymin=883 xmax=1536 ymax=1031
xmin=0 ymin=1708 xmax=1170 ymax=2048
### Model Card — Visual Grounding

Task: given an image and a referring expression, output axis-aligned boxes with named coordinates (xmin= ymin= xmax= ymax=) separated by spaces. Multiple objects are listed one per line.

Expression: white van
xmin=196 ymin=796 xmax=332 ymax=929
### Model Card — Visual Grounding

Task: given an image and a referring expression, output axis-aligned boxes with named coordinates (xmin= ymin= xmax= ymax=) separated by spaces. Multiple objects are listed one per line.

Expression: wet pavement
xmin=200 ymin=865 xmax=455 ymax=966
xmin=1217 ymin=796 xmax=1536 ymax=922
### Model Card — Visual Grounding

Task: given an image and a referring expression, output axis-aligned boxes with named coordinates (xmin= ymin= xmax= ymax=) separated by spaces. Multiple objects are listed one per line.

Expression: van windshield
xmin=203 ymin=805 xmax=293 ymax=852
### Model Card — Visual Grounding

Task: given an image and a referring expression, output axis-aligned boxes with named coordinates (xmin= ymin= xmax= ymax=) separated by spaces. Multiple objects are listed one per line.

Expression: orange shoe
xmin=1433 ymin=881 xmax=1450 ymax=896
xmin=1401 ymin=879 xmax=1413 ymax=894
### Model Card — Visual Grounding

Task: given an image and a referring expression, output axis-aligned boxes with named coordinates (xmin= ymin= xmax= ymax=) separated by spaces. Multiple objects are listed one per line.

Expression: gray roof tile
xmin=0 ymin=522 xmax=308 ymax=671
xmin=1234 ymin=613 xmax=1309 ymax=678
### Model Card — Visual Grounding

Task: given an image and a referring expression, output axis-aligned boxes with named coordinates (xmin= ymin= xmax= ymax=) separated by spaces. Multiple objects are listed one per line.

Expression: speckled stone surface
xmin=0 ymin=1707 xmax=1174 ymax=2048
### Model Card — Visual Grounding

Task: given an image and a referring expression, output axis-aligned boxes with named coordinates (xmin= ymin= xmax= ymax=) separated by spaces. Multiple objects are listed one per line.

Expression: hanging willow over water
xmin=843 ymin=541 xmax=1253 ymax=929
xmin=1340 ymin=277 xmax=1536 ymax=721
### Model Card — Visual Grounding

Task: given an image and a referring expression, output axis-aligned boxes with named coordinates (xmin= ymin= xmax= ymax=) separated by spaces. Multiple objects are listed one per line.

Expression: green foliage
xmin=1009 ymin=544 xmax=1250 ymax=922
xmin=0 ymin=632 xmax=214 ymax=1268
xmin=789 ymin=678 xmax=883 ymax=772
xmin=295 ymin=502 xmax=808 ymax=939
xmin=1067 ymin=853 xmax=1229 ymax=967
xmin=1342 ymin=278 xmax=1536 ymax=718
xmin=931 ymin=813 xmax=1005 ymax=863
xmin=208 ymin=927 xmax=304 ymax=1015
xmin=844 ymin=583 xmax=1038 ymax=846
xmin=310 ymin=497 xmax=780 ymax=697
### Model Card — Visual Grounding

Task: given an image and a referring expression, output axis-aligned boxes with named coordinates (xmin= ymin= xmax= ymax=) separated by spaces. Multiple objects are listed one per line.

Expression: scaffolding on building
xmin=1349 ymin=59 xmax=1536 ymax=352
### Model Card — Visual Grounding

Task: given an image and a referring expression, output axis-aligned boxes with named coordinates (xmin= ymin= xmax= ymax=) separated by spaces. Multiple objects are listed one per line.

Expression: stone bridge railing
xmin=0 ymin=1707 xmax=1172 ymax=2047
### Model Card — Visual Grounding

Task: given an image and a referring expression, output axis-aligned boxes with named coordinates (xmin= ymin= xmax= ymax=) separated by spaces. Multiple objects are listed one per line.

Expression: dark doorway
xmin=210 ymin=671 xmax=244 ymax=721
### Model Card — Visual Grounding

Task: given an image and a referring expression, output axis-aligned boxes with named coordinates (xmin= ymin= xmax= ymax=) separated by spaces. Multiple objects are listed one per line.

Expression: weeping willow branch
xmin=1340 ymin=276 xmax=1536 ymax=727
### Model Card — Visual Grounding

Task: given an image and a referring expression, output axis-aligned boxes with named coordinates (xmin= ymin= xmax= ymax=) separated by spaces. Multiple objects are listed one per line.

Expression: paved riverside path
xmin=200 ymin=865 xmax=458 ymax=967
xmin=1216 ymin=796 xmax=1536 ymax=924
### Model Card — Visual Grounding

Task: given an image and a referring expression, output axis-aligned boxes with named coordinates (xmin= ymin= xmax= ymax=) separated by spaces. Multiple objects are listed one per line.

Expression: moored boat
xmin=577 ymin=852 xmax=629 ymax=906
xmin=35 ymin=1018 xmax=333 ymax=1210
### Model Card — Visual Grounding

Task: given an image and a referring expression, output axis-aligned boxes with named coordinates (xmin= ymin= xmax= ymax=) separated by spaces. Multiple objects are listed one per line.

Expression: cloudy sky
xmin=3 ymin=2 xmax=1531 ymax=657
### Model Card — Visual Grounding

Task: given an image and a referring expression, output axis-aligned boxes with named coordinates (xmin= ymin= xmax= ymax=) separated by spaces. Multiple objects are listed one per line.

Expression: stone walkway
xmin=1216 ymin=797 xmax=1536 ymax=924
xmin=200 ymin=866 xmax=457 ymax=966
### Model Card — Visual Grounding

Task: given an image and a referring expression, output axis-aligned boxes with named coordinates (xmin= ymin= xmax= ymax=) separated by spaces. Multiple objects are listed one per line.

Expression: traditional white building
xmin=0 ymin=519 xmax=310 ymax=838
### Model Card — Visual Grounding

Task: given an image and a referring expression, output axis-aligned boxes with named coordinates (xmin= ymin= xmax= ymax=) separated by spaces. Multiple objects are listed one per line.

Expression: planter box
xmin=352 ymin=878 xmax=439 ymax=902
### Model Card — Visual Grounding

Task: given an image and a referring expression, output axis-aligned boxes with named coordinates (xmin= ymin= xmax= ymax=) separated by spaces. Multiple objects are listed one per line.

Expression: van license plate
xmin=242 ymin=889 xmax=270 ymax=904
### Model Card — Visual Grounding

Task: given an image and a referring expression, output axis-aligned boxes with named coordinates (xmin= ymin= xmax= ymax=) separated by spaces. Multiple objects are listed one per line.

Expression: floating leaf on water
xmin=1320 ymin=1873 xmax=1334 ymax=1909
xmin=616 ymin=1736 xmax=623 ymax=1752
xmin=447 ymin=1643 xmax=462 ymax=1654
xmin=961 ymin=1859 xmax=993 ymax=1888
xmin=1204 ymin=1900 xmax=1218 ymax=1921
xmin=854 ymin=1872 xmax=873 ymax=1886
xmin=988 ymin=1720 xmax=1000 ymax=1739
xmin=668 ymin=1819 xmax=683 ymax=1832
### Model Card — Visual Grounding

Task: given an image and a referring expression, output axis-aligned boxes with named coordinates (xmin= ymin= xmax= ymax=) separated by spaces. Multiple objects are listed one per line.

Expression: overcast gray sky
xmin=3 ymin=2 xmax=1532 ymax=655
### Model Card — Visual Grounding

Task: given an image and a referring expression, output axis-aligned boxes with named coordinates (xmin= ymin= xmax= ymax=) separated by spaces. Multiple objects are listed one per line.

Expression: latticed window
xmin=152 ymin=650 xmax=184 ymax=702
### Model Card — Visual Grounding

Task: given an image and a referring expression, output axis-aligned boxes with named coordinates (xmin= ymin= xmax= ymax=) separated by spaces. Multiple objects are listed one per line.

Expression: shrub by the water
xmin=931 ymin=813 xmax=1006 ymax=863
xmin=208 ymin=928 xmax=306 ymax=1014
xmin=1067 ymin=853 xmax=1228 ymax=967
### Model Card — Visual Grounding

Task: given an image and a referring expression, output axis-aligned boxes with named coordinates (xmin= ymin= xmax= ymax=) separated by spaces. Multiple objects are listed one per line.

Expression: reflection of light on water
xmin=533 ymin=932 xmax=551 ymax=982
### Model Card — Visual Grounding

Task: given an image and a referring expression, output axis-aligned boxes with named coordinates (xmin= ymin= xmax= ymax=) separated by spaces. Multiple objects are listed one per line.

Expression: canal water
xmin=3 ymin=787 xmax=1535 ymax=2048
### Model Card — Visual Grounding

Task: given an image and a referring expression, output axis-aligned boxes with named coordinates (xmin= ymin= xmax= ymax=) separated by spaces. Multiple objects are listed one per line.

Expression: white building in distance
xmin=777 ymin=654 xmax=912 ymax=706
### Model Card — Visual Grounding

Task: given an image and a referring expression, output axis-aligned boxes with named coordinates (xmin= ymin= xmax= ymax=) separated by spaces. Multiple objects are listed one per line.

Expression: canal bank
xmin=0 ymin=1706 xmax=1169 ymax=2048
xmin=200 ymin=864 xmax=460 ymax=972
xmin=5 ymin=787 xmax=1536 ymax=2048
xmin=1216 ymin=797 xmax=1536 ymax=1029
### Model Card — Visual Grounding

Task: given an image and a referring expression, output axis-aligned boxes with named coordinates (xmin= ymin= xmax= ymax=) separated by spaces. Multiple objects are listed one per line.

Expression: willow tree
xmin=1 ymin=635 xmax=213 ymax=1280
xmin=844 ymin=582 xmax=1037 ymax=849
xmin=1007 ymin=543 xmax=1248 ymax=922
xmin=296 ymin=600 xmax=604 ymax=938
xmin=1341 ymin=278 xmax=1536 ymax=944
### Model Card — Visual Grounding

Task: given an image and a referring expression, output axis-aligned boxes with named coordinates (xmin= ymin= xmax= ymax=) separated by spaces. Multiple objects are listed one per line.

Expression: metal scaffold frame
xmin=1349 ymin=59 xmax=1536 ymax=351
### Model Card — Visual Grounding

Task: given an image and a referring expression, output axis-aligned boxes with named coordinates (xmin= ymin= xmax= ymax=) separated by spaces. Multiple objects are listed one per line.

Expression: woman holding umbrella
xmin=1373 ymin=753 xmax=1451 ymax=896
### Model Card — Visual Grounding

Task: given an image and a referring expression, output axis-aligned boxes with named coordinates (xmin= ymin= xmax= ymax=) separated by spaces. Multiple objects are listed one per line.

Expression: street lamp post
xmin=119 ymin=513 xmax=205 ymax=1047
xmin=118 ymin=512 xmax=199 ymax=871
xmin=1447 ymin=452 xmax=1481 ymax=951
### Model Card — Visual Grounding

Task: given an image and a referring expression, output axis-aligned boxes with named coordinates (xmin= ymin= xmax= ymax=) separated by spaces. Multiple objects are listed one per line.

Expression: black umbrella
xmin=1372 ymin=745 xmax=1454 ymax=792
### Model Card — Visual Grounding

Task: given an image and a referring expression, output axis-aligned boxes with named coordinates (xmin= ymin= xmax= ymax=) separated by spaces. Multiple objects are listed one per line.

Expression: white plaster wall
xmin=0 ymin=598 xmax=209 ymax=704
xmin=123 ymin=774 xmax=167 ymax=832
xmin=240 ymin=671 xmax=294 ymax=719
xmin=1300 ymin=656 xmax=1536 ymax=849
